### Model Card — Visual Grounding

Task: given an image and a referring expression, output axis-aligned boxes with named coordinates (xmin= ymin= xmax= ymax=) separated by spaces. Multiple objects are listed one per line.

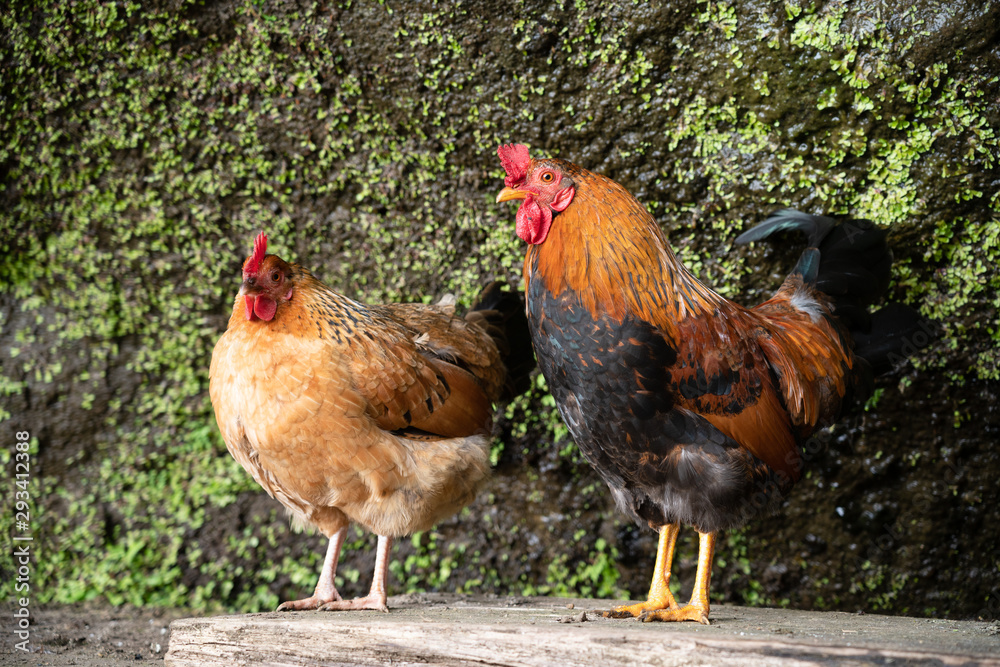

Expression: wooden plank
xmin=165 ymin=594 xmax=1000 ymax=666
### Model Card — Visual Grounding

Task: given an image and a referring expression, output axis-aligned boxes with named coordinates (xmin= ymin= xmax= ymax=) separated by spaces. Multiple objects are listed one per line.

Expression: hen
xmin=209 ymin=233 xmax=533 ymax=611
xmin=496 ymin=143 xmax=920 ymax=624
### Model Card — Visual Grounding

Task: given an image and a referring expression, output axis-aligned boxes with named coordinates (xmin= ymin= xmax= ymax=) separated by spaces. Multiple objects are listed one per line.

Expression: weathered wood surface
xmin=165 ymin=593 xmax=1000 ymax=666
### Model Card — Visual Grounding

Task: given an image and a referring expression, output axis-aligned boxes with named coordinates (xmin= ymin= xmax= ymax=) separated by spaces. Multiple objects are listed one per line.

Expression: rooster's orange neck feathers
xmin=523 ymin=162 xmax=725 ymax=342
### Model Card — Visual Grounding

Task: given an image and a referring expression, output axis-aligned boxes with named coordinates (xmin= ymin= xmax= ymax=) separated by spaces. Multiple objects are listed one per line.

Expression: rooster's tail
xmin=467 ymin=281 xmax=536 ymax=400
xmin=736 ymin=209 xmax=930 ymax=375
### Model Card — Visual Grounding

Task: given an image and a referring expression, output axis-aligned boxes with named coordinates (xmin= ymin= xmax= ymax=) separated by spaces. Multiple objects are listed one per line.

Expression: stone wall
xmin=1 ymin=0 xmax=997 ymax=617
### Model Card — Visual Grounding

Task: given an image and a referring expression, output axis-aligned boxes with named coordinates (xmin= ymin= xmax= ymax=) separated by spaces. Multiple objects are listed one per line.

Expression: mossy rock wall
xmin=2 ymin=0 xmax=998 ymax=618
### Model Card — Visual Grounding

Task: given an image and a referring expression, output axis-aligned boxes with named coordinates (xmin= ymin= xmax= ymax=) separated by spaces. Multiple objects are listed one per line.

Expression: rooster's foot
xmin=601 ymin=596 xmax=680 ymax=619
xmin=639 ymin=604 xmax=710 ymax=625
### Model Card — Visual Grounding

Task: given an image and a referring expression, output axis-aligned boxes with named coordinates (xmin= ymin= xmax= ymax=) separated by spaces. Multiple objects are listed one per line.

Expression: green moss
xmin=524 ymin=537 xmax=625 ymax=599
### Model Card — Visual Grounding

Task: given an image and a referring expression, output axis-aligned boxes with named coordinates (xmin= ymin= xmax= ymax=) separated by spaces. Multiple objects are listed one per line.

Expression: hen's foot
xmin=640 ymin=604 xmax=710 ymax=625
xmin=318 ymin=592 xmax=388 ymax=613
xmin=276 ymin=591 xmax=344 ymax=611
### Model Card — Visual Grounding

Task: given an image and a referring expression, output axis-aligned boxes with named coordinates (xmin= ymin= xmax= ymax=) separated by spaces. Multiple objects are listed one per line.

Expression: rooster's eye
xmin=272 ymin=271 xmax=281 ymax=282
xmin=540 ymin=171 xmax=554 ymax=183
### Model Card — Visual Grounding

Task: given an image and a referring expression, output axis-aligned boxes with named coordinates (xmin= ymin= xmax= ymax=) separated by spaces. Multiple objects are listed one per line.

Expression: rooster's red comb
xmin=498 ymin=143 xmax=531 ymax=187
xmin=243 ymin=232 xmax=268 ymax=276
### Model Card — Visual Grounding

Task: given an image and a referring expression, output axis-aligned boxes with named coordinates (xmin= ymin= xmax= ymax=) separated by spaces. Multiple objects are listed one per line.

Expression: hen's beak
xmin=497 ymin=187 xmax=532 ymax=203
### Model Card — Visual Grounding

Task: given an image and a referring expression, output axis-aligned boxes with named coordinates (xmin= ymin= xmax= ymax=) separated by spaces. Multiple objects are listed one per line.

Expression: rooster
xmin=496 ymin=143 xmax=919 ymax=624
xmin=209 ymin=233 xmax=533 ymax=611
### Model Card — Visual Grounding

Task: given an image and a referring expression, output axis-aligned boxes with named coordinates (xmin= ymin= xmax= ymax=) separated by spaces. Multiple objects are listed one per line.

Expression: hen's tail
xmin=736 ymin=209 xmax=929 ymax=375
xmin=467 ymin=281 xmax=536 ymax=400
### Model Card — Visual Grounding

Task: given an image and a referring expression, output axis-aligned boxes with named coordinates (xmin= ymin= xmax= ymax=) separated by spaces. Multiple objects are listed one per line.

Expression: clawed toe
xmin=318 ymin=594 xmax=388 ymax=612
xmin=601 ymin=595 xmax=680 ymax=619
xmin=639 ymin=605 xmax=710 ymax=625
xmin=276 ymin=592 xmax=343 ymax=611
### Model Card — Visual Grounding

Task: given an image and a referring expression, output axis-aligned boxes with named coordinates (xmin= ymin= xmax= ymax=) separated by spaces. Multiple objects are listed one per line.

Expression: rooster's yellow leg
xmin=277 ymin=526 xmax=347 ymax=611
xmin=604 ymin=523 xmax=681 ymax=618
xmin=319 ymin=535 xmax=392 ymax=612
xmin=641 ymin=530 xmax=715 ymax=625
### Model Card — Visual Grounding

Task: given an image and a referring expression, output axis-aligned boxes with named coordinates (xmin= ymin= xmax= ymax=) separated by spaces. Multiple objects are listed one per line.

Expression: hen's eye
xmin=540 ymin=171 xmax=554 ymax=183
xmin=272 ymin=271 xmax=281 ymax=282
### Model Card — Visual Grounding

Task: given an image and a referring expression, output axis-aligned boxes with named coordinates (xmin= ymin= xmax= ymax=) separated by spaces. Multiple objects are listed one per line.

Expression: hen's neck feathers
xmin=526 ymin=163 xmax=727 ymax=340
xmin=229 ymin=267 xmax=374 ymax=342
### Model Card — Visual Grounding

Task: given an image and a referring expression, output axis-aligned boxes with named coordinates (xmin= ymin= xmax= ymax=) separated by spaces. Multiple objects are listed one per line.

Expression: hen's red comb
xmin=498 ymin=143 xmax=531 ymax=187
xmin=242 ymin=232 xmax=267 ymax=276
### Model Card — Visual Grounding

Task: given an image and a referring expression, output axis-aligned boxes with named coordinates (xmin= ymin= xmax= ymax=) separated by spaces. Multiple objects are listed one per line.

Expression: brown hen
xmin=209 ymin=233 xmax=533 ymax=611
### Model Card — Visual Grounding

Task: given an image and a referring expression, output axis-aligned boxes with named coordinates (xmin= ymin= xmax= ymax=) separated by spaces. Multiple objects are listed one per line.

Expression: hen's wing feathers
xmin=350 ymin=304 xmax=497 ymax=439
xmin=384 ymin=302 xmax=506 ymax=397
xmin=385 ymin=304 xmax=493 ymax=366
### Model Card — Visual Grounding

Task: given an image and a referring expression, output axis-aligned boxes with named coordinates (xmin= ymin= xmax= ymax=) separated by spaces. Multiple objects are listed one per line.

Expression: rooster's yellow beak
xmin=496 ymin=187 xmax=532 ymax=203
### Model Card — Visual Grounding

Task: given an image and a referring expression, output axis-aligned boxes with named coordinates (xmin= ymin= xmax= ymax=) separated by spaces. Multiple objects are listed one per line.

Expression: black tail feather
xmin=851 ymin=303 xmax=930 ymax=375
xmin=735 ymin=208 xmax=836 ymax=248
xmin=789 ymin=248 xmax=820 ymax=282
xmin=813 ymin=259 xmax=889 ymax=300
xmin=814 ymin=219 xmax=892 ymax=332
xmin=470 ymin=281 xmax=536 ymax=400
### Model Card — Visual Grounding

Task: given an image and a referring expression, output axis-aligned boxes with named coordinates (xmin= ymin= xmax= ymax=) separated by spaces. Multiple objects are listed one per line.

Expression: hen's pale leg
xmin=319 ymin=534 xmax=392 ymax=612
xmin=604 ymin=523 xmax=681 ymax=618
xmin=642 ymin=530 xmax=715 ymax=625
xmin=277 ymin=526 xmax=347 ymax=611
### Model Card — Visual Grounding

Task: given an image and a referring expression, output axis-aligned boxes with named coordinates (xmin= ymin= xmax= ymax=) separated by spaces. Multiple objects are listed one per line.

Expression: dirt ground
xmin=0 ymin=605 xmax=191 ymax=666
xmin=4 ymin=595 xmax=999 ymax=666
